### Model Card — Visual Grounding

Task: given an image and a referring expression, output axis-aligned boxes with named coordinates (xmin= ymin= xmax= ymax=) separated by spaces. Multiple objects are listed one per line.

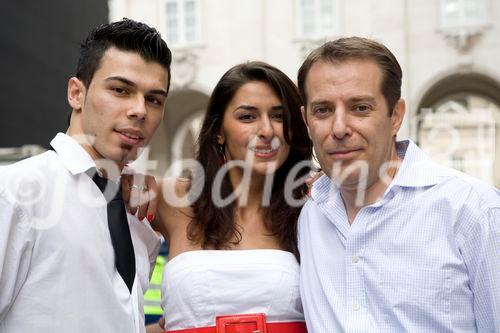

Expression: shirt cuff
xmin=129 ymin=216 xmax=161 ymax=259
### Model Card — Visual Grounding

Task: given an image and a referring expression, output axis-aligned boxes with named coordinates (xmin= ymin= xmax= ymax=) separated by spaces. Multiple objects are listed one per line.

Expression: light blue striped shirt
xmin=298 ymin=140 xmax=500 ymax=332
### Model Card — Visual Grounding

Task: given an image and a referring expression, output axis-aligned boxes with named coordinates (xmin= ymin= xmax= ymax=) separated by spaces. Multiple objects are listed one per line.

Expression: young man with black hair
xmin=0 ymin=19 xmax=171 ymax=332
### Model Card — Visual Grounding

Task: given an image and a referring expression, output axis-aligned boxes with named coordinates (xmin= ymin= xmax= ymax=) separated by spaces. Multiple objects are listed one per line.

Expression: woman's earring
xmin=217 ymin=144 xmax=227 ymax=165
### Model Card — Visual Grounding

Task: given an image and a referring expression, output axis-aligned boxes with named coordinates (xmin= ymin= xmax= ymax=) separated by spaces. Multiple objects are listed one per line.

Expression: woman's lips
xmin=250 ymin=147 xmax=279 ymax=158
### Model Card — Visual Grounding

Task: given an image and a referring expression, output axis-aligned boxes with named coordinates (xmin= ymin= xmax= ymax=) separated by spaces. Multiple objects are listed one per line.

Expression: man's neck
xmin=341 ymin=151 xmax=402 ymax=225
xmin=65 ymin=130 xmax=126 ymax=178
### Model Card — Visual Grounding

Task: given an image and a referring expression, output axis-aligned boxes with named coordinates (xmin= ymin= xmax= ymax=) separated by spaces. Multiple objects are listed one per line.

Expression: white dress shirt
xmin=298 ymin=140 xmax=500 ymax=333
xmin=0 ymin=133 xmax=161 ymax=333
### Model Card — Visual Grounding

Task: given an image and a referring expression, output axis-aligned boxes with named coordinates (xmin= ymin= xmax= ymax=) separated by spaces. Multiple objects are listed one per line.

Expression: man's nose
xmin=331 ymin=109 xmax=352 ymax=139
xmin=127 ymin=97 xmax=147 ymax=121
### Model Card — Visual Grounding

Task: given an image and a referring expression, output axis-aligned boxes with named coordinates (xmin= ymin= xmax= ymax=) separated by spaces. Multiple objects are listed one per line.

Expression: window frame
xmin=296 ymin=0 xmax=339 ymax=40
xmin=439 ymin=0 xmax=489 ymax=31
xmin=159 ymin=0 xmax=203 ymax=48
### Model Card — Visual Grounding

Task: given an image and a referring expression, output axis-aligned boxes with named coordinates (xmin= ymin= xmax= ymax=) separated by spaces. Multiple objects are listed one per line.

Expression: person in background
xmin=144 ymin=240 xmax=168 ymax=324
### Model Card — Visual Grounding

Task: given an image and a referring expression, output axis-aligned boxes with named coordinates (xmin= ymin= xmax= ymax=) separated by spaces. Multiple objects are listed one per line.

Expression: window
xmin=299 ymin=0 xmax=337 ymax=39
xmin=440 ymin=0 xmax=488 ymax=30
xmin=162 ymin=0 xmax=201 ymax=46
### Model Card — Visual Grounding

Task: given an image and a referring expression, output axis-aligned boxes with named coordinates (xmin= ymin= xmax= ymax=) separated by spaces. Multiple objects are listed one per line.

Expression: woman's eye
xmin=239 ymin=114 xmax=255 ymax=121
xmin=271 ymin=112 xmax=283 ymax=121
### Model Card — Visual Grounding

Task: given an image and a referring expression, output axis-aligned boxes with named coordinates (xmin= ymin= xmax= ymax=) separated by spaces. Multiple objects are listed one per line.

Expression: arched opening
xmin=146 ymin=89 xmax=209 ymax=177
xmin=169 ymin=110 xmax=205 ymax=177
xmin=417 ymin=73 xmax=500 ymax=187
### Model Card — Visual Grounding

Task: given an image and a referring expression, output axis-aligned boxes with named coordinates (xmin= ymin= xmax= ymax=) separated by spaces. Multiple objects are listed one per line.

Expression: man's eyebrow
xmin=105 ymin=76 xmax=136 ymax=87
xmin=105 ymin=76 xmax=167 ymax=97
xmin=149 ymin=89 xmax=168 ymax=97
xmin=349 ymin=95 xmax=377 ymax=104
xmin=310 ymin=100 xmax=330 ymax=108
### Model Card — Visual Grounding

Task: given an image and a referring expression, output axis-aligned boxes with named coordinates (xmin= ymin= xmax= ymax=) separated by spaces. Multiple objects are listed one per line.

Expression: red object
xmin=216 ymin=313 xmax=265 ymax=333
xmin=164 ymin=313 xmax=307 ymax=333
xmin=147 ymin=213 xmax=154 ymax=222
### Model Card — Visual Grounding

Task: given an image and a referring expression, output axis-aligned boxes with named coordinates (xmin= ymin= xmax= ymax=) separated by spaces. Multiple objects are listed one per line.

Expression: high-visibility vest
xmin=144 ymin=254 xmax=166 ymax=316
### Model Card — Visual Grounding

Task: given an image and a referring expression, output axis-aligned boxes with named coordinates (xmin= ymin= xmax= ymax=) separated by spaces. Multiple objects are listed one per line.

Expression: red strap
xmin=165 ymin=321 xmax=307 ymax=333
xmin=267 ymin=322 xmax=307 ymax=333
xmin=165 ymin=327 xmax=214 ymax=333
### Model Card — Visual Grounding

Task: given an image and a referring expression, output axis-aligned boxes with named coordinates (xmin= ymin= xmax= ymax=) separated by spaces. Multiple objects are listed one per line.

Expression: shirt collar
xmin=391 ymin=139 xmax=443 ymax=188
xmin=50 ymin=132 xmax=97 ymax=176
xmin=310 ymin=174 xmax=332 ymax=203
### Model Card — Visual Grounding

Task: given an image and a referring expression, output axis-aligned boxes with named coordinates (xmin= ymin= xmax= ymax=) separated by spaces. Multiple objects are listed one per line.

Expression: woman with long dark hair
xmin=153 ymin=61 xmax=312 ymax=333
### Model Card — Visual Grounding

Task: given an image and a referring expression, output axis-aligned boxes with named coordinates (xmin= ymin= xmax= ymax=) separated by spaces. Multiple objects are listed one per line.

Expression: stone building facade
xmin=106 ymin=0 xmax=500 ymax=186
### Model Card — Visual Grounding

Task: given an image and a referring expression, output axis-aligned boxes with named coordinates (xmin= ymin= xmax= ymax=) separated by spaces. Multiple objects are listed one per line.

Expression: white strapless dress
xmin=161 ymin=249 xmax=304 ymax=330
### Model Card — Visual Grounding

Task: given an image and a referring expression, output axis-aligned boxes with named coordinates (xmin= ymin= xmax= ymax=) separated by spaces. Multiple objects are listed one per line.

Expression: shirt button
xmin=353 ymin=303 xmax=360 ymax=311
xmin=352 ymin=255 xmax=359 ymax=263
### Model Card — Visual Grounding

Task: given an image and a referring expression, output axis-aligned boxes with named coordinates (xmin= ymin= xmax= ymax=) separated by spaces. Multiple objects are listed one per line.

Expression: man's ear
xmin=301 ymin=106 xmax=311 ymax=138
xmin=301 ymin=106 xmax=307 ymax=126
xmin=391 ymin=99 xmax=406 ymax=136
xmin=67 ymin=77 xmax=86 ymax=112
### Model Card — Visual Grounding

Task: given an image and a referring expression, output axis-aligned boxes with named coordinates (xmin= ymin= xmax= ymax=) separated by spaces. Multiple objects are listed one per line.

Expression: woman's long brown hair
xmin=188 ymin=61 xmax=312 ymax=259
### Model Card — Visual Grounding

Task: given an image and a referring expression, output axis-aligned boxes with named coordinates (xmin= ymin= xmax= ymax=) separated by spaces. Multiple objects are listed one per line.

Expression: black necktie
xmin=91 ymin=171 xmax=136 ymax=293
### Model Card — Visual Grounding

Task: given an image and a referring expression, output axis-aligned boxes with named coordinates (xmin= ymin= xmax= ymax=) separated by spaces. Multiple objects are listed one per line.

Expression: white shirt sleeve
xmin=473 ymin=207 xmax=500 ymax=332
xmin=0 ymin=193 xmax=36 ymax=321
xmin=128 ymin=215 xmax=161 ymax=292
